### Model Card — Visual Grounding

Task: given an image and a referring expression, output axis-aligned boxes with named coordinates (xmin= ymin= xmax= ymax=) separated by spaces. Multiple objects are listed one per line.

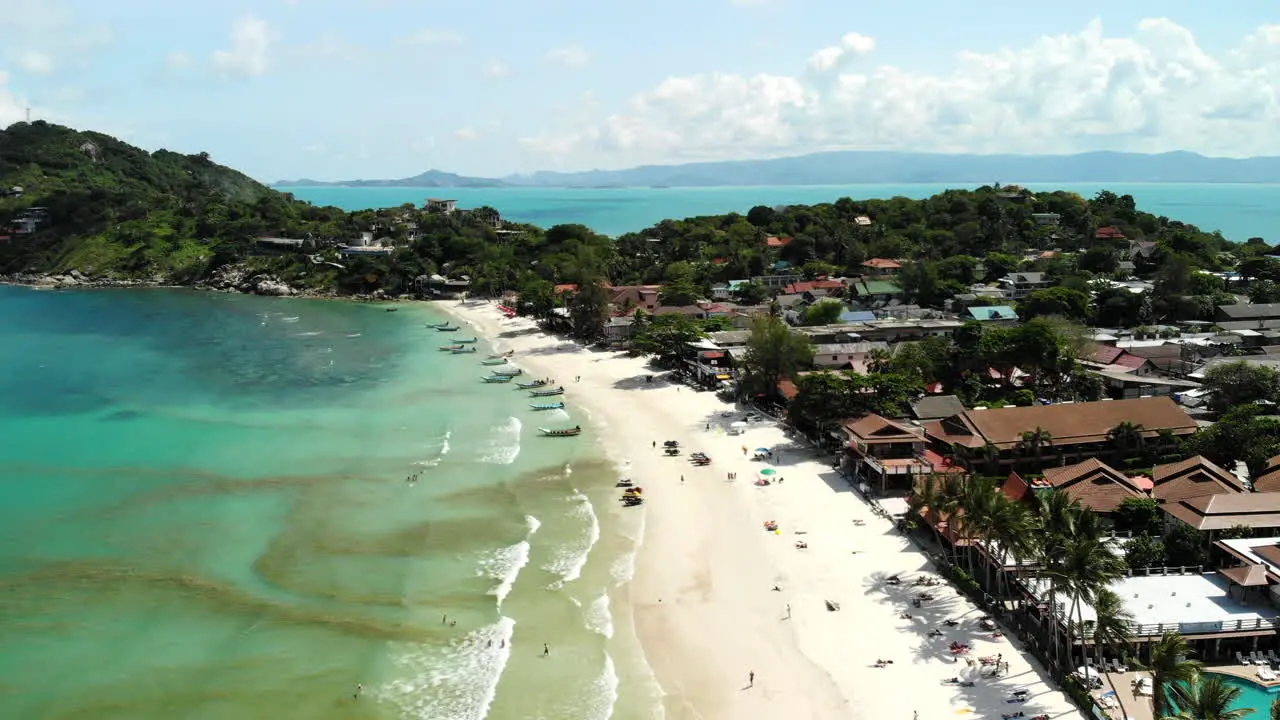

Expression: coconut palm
xmin=987 ymin=492 xmax=1034 ymax=602
xmin=1017 ymin=427 xmax=1054 ymax=467
xmin=1108 ymin=421 xmax=1146 ymax=457
xmin=1164 ymin=672 xmax=1252 ymax=720
xmin=1090 ymin=588 xmax=1132 ymax=674
xmin=908 ymin=473 xmax=950 ymax=549
xmin=1270 ymin=694 xmax=1280 ymax=720
xmin=1140 ymin=632 xmax=1203 ymax=720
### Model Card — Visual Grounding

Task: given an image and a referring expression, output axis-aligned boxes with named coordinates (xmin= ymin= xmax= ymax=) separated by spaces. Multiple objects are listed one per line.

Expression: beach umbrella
xmin=755 ymin=447 xmax=771 ymax=453
xmin=730 ymin=421 xmax=747 ymax=429
xmin=758 ymin=467 xmax=777 ymax=476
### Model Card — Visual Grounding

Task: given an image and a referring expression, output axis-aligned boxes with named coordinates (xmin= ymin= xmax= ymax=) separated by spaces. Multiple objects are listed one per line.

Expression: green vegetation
xmin=4 ymin=123 xmax=1270 ymax=316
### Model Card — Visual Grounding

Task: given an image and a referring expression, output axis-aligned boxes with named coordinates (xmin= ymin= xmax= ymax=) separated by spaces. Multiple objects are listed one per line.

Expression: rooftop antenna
xmin=25 ymin=107 xmax=31 ymax=122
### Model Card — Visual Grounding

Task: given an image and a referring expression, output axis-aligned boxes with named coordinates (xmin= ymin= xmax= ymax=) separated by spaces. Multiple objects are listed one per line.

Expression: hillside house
xmin=1216 ymin=304 xmax=1280 ymax=324
xmin=425 ymin=198 xmax=458 ymax=214
xmin=847 ymin=278 xmax=905 ymax=307
xmin=1095 ymin=227 xmax=1126 ymax=241
xmin=965 ymin=306 xmax=1018 ymax=325
xmin=1032 ymin=213 xmax=1061 ymax=226
xmin=998 ymin=272 xmax=1050 ymax=300
xmin=861 ymin=258 xmax=901 ymax=274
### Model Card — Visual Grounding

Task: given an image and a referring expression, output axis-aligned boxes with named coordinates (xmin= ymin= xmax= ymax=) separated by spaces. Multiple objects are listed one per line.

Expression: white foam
xmin=610 ymin=507 xmax=645 ymax=587
xmin=478 ymin=417 xmax=521 ymax=465
xmin=414 ymin=430 xmax=453 ymax=468
xmin=579 ymin=653 xmax=620 ymax=720
xmin=282 ymin=316 xmax=301 ymax=323
xmin=543 ymin=490 xmax=600 ymax=587
xmin=345 ymin=332 xmax=362 ymax=337
xmin=475 ymin=515 xmax=540 ymax=607
xmin=584 ymin=590 xmax=614 ymax=639
xmin=293 ymin=330 xmax=323 ymax=337
xmin=380 ymin=616 xmax=515 ymax=720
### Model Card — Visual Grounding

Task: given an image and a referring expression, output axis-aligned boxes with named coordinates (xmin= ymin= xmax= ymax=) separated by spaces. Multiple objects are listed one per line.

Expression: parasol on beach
xmin=755 ymin=447 xmax=771 ymax=453
xmin=758 ymin=467 xmax=777 ymax=476
xmin=730 ymin=421 xmax=747 ymax=429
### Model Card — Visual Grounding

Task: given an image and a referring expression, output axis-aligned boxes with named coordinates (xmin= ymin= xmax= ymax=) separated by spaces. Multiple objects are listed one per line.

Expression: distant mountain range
xmin=274 ymin=169 xmax=507 ymax=188
xmin=274 ymin=150 xmax=1280 ymax=189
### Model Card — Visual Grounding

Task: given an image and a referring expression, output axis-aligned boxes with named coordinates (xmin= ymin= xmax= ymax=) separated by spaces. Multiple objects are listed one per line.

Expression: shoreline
xmin=443 ymin=298 xmax=1086 ymax=720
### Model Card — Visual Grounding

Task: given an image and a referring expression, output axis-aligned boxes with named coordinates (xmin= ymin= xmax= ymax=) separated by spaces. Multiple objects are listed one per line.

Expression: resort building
xmin=838 ymin=413 xmax=962 ymax=492
xmin=923 ymin=397 xmax=1198 ymax=473
xmin=1150 ymin=456 xmax=1247 ymax=504
xmin=1163 ymin=493 xmax=1280 ymax=538
xmin=1038 ymin=458 xmax=1151 ymax=514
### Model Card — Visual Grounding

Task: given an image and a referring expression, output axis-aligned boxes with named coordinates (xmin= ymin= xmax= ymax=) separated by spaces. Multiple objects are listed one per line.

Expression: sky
xmin=1 ymin=0 xmax=1278 ymax=182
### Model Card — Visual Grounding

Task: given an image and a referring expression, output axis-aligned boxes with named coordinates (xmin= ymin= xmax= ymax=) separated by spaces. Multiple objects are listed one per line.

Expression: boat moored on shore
xmin=530 ymin=387 xmax=565 ymax=397
xmin=482 ymin=358 xmax=508 ymax=366
xmin=451 ymin=347 xmax=477 ymax=354
xmin=492 ymin=367 xmax=522 ymax=376
xmin=530 ymin=402 xmax=566 ymax=411
xmin=539 ymin=426 xmax=581 ymax=437
xmin=517 ymin=379 xmax=549 ymax=389
xmin=482 ymin=375 xmax=515 ymax=383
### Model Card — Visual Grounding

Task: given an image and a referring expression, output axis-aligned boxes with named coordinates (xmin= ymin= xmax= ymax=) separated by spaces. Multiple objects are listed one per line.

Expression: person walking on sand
xmin=680 ymin=474 xmax=684 ymax=484
xmin=354 ymin=683 xmax=363 ymax=700
xmin=786 ymin=603 xmax=791 ymax=619
xmin=748 ymin=670 xmax=755 ymax=687
xmin=914 ymin=712 xmax=918 ymax=720
xmin=543 ymin=643 xmax=550 ymax=657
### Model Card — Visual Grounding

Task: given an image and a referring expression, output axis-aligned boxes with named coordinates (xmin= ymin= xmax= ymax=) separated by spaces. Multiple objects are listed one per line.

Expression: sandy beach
xmin=446 ymin=299 xmax=1085 ymax=720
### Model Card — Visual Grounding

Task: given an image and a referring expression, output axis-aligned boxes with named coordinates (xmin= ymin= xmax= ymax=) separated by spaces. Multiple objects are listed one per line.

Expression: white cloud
xmin=520 ymin=19 xmax=1280 ymax=166
xmin=16 ymin=51 xmax=55 ymax=74
xmin=485 ymin=59 xmax=510 ymax=78
xmin=166 ymin=50 xmax=191 ymax=68
xmin=400 ymin=28 xmax=464 ymax=47
xmin=454 ymin=127 xmax=480 ymax=141
xmin=0 ymin=0 xmax=109 ymax=75
xmin=0 ymin=70 xmax=31 ymax=127
xmin=547 ymin=44 xmax=591 ymax=69
xmin=213 ymin=15 xmax=270 ymax=77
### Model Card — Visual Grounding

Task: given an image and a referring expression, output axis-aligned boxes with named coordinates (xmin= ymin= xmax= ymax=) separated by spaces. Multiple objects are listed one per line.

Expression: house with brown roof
xmin=1151 ymin=456 xmax=1246 ymax=504
xmin=1095 ymin=226 xmax=1126 ymax=240
xmin=1165 ymin=493 xmax=1280 ymax=537
xmin=1079 ymin=343 xmax=1156 ymax=376
xmin=1253 ymin=455 xmax=1280 ymax=493
xmin=839 ymin=414 xmax=962 ymax=492
xmin=922 ymin=397 xmax=1198 ymax=472
xmin=765 ymin=236 xmax=792 ymax=248
xmin=607 ymin=285 xmax=660 ymax=312
xmin=1039 ymin=458 xmax=1153 ymax=513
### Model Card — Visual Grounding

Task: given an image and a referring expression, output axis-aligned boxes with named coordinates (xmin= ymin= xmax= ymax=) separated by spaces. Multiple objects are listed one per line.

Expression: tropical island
xmin=14 ymin=120 xmax=1280 ymax=717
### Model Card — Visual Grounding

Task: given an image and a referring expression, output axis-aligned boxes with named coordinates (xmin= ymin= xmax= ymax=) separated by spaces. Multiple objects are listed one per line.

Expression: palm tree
xmin=979 ymin=441 xmax=1002 ymax=474
xmin=908 ymin=473 xmax=950 ymax=549
xmin=1269 ymin=694 xmax=1280 ymax=720
xmin=987 ymin=492 xmax=1034 ymax=602
xmin=1090 ymin=588 xmax=1132 ymax=675
xmin=1140 ymin=632 xmax=1203 ymax=720
xmin=1108 ymin=421 xmax=1146 ymax=457
xmin=1164 ymin=672 xmax=1252 ymax=720
xmin=1017 ymin=427 xmax=1054 ymax=467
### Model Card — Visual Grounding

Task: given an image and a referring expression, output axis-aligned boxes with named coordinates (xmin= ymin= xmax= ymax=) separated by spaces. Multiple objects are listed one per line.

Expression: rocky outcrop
xmin=197 ymin=264 xmax=298 ymax=296
xmin=0 ymin=271 xmax=159 ymax=289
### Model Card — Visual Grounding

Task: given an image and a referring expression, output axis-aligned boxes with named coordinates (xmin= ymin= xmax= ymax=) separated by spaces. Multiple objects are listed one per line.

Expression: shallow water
xmin=0 ymin=286 xmax=659 ymax=719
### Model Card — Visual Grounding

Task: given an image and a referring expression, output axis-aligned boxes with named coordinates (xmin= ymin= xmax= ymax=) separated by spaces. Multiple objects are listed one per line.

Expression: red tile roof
xmin=1083 ymin=342 xmax=1126 ymax=365
xmin=554 ymin=284 xmax=578 ymax=294
xmin=1112 ymin=354 xmax=1151 ymax=370
xmin=841 ymin=414 xmax=923 ymax=444
xmin=782 ymin=279 xmax=845 ymax=294
xmin=766 ymin=236 xmax=792 ymax=248
xmin=1095 ymin=227 xmax=1126 ymax=239
xmin=778 ymin=379 xmax=799 ymax=401
xmin=862 ymin=258 xmax=902 ymax=269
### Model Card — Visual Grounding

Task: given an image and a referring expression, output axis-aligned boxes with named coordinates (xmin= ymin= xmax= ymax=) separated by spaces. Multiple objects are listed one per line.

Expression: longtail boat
xmin=493 ymin=367 xmax=522 ymax=376
xmin=530 ymin=387 xmax=565 ymax=397
xmin=456 ymin=337 xmax=478 ymax=344
xmin=539 ymin=426 xmax=581 ymax=437
xmin=427 ymin=322 xmax=451 ymax=328
xmin=482 ymin=358 xmax=508 ymax=366
xmin=487 ymin=350 xmax=514 ymax=359
xmin=482 ymin=375 xmax=514 ymax=383
xmin=452 ymin=347 xmax=477 ymax=354
xmin=517 ymin=379 xmax=549 ymax=389
xmin=439 ymin=344 xmax=463 ymax=351
xmin=530 ymin=402 xmax=565 ymax=411
xmin=436 ymin=325 xmax=460 ymax=332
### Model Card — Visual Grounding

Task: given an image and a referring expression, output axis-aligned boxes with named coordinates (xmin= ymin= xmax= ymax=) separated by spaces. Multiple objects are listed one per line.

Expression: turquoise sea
xmin=0 ymin=285 xmax=658 ymax=719
xmin=286 ymin=183 xmax=1280 ymax=242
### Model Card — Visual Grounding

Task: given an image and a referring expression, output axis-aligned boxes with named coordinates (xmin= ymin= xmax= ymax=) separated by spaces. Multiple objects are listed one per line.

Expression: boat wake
xmin=543 ymin=489 xmax=600 ymax=587
xmin=379 ymin=617 xmax=515 ymax=720
xmin=478 ymin=417 xmax=521 ymax=465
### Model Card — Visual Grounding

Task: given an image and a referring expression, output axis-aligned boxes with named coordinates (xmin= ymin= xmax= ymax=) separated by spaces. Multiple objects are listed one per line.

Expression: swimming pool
xmin=1210 ymin=673 xmax=1280 ymax=720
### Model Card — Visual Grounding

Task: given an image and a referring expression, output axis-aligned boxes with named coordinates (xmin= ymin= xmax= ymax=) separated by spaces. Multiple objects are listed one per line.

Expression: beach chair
xmin=1237 ymin=651 xmax=1250 ymax=665
xmin=1253 ymin=651 xmax=1266 ymax=665
xmin=1267 ymin=649 xmax=1279 ymax=665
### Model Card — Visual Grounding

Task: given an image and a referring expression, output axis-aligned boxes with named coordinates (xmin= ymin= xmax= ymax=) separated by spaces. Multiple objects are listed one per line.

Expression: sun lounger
xmin=1259 ymin=666 xmax=1277 ymax=682
xmin=1254 ymin=651 xmax=1266 ymax=665
xmin=1238 ymin=651 xmax=1251 ymax=665
xmin=1267 ymin=649 xmax=1279 ymax=665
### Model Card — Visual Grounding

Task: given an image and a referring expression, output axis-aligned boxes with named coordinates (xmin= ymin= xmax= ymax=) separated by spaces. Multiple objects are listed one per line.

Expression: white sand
xmin=446 ymin=299 xmax=1084 ymax=720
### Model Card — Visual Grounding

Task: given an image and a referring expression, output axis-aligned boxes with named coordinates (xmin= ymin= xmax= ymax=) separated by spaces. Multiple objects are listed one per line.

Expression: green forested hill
xmin=0 ymin=121 xmax=355 ymax=282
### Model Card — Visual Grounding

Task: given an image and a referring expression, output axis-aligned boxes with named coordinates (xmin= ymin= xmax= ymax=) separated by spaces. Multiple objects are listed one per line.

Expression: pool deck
xmin=1212 ymin=663 xmax=1280 ymax=689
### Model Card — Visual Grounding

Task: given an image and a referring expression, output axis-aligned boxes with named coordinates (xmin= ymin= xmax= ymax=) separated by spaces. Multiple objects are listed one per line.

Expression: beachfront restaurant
xmin=1019 ymin=568 xmax=1280 ymax=665
xmin=835 ymin=414 xmax=963 ymax=494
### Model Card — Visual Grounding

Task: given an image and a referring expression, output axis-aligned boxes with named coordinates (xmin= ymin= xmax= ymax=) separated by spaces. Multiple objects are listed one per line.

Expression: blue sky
xmin=1 ymin=0 xmax=1278 ymax=181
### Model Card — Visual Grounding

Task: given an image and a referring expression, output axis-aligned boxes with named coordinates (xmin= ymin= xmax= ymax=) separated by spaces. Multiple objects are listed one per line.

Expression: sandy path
xmin=443 ymin=300 xmax=1082 ymax=720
